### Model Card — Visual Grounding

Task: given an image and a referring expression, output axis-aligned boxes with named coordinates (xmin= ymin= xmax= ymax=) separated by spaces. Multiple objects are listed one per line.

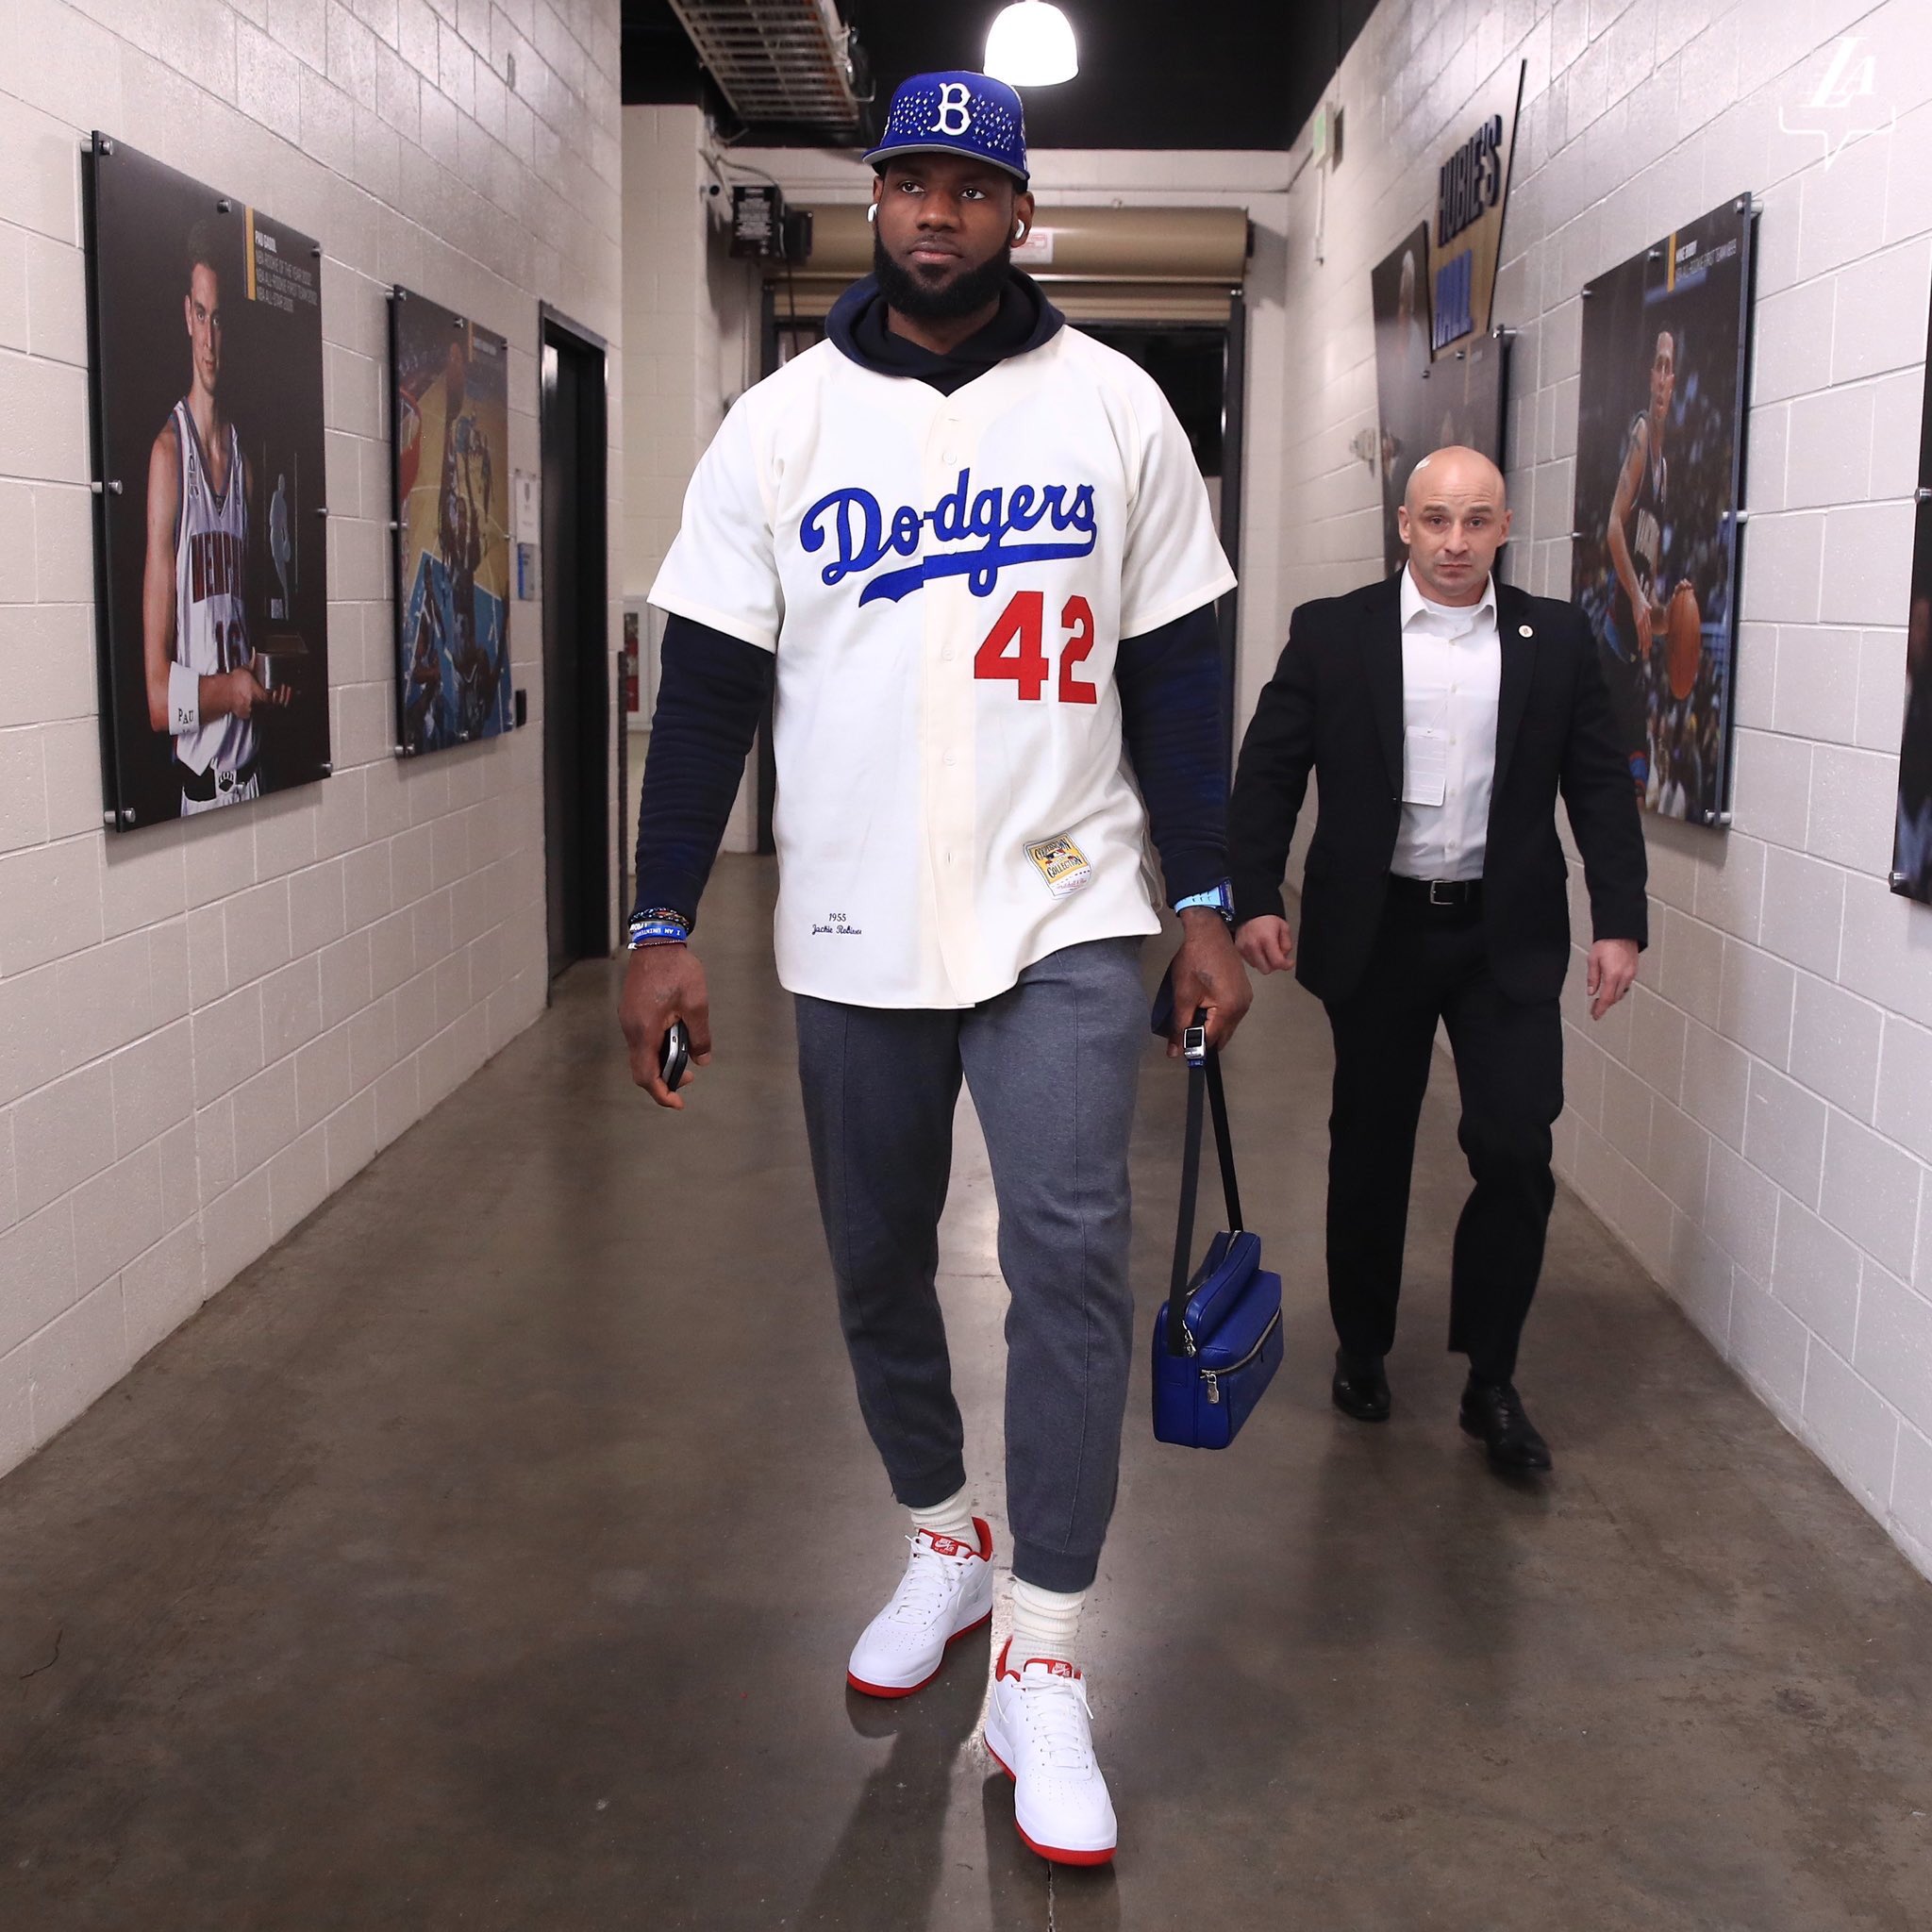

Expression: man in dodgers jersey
xmin=620 ymin=73 xmax=1250 ymax=1864
xmin=142 ymin=220 xmax=287 ymax=817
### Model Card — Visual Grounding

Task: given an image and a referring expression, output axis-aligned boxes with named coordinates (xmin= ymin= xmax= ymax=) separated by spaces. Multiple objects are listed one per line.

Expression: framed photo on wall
xmin=1370 ymin=227 xmax=1512 ymax=579
xmin=1371 ymin=222 xmax=1434 ymax=575
xmin=1890 ymin=287 xmax=1932 ymax=903
xmin=1571 ymin=195 xmax=1757 ymax=827
xmin=83 ymin=135 xmax=330 ymax=829
xmin=389 ymin=287 xmax=511 ymax=756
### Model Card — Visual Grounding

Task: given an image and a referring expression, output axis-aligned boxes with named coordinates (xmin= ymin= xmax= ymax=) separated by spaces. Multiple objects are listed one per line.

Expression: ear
xmin=1014 ymin=188 xmax=1036 ymax=241
xmin=1396 ymin=504 xmax=1412 ymax=544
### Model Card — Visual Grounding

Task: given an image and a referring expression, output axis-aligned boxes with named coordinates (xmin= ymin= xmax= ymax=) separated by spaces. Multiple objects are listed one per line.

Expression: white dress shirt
xmin=1391 ymin=568 xmax=1502 ymax=882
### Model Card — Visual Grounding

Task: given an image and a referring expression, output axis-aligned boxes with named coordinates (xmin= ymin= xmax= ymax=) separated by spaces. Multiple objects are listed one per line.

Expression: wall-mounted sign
xmin=1427 ymin=63 xmax=1524 ymax=355
xmin=84 ymin=135 xmax=331 ymax=829
xmin=388 ymin=286 xmax=511 ymax=756
xmin=1367 ymin=65 xmax=1524 ymax=573
xmin=1571 ymin=196 xmax=1757 ymax=828
xmin=1370 ymin=235 xmax=1510 ymax=574
xmin=1891 ymin=285 xmax=1932 ymax=903
xmin=512 ymin=469 xmax=541 ymax=545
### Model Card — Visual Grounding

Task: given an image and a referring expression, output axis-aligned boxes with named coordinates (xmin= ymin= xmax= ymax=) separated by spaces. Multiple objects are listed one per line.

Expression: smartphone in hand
xmin=660 ymin=1019 xmax=691 ymax=1091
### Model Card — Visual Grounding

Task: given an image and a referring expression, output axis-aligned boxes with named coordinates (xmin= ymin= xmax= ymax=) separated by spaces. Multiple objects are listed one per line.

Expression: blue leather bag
xmin=1151 ymin=1015 xmax=1283 ymax=1450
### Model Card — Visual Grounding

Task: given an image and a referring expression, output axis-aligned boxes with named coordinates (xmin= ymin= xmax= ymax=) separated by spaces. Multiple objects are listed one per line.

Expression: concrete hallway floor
xmin=2 ymin=857 xmax=1929 ymax=1931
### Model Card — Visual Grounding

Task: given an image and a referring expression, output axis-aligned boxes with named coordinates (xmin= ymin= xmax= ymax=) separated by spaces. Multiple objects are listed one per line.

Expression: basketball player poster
xmin=1370 ymin=225 xmax=1511 ymax=577
xmin=388 ymin=289 xmax=510 ymax=756
xmin=1890 ymin=287 xmax=1932 ymax=904
xmin=1371 ymin=223 xmax=1436 ymax=574
xmin=1371 ymin=66 xmax=1522 ymax=576
xmin=1572 ymin=197 xmax=1757 ymax=826
xmin=84 ymin=136 xmax=329 ymax=829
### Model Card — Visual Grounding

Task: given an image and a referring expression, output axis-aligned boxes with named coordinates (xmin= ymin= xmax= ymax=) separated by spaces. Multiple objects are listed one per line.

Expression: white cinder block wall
xmin=621 ymin=103 xmax=758 ymax=857
xmin=0 ymin=0 xmax=624 ymax=1479
xmin=1276 ymin=0 xmax=1932 ymax=1575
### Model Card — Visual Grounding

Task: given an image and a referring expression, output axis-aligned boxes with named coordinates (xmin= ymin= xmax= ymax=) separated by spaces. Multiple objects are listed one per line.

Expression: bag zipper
xmin=1201 ymin=1306 xmax=1282 ymax=1405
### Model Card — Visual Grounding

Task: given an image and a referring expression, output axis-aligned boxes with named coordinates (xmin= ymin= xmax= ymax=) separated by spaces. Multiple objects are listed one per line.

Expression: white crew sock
xmin=908 ymin=1487 xmax=978 ymax=1549
xmin=1009 ymin=1578 xmax=1084 ymax=1666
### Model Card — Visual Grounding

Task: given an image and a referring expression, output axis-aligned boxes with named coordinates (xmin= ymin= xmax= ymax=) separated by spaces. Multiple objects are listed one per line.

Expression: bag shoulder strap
xmin=1165 ymin=1013 xmax=1243 ymax=1357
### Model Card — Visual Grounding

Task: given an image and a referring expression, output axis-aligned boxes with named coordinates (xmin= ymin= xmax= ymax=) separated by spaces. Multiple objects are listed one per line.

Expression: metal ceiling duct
xmin=667 ymin=0 xmax=861 ymax=132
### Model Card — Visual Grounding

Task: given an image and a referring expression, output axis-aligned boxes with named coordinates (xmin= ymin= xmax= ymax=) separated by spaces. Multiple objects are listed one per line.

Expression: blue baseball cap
xmin=863 ymin=72 xmax=1029 ymax=185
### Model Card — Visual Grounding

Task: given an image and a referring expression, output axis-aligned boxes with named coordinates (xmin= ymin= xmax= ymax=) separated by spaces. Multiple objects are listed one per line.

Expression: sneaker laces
xmin=885 ymin=1533 xmax=969 ymax=1628
xmin=1021 ymin=1666 xmax=1096 ymax=1771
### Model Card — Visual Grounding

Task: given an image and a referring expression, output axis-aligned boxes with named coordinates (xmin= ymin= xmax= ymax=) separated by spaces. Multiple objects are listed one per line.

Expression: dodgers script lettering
xmin=800 ymin=469 xmax=1099 ymax=605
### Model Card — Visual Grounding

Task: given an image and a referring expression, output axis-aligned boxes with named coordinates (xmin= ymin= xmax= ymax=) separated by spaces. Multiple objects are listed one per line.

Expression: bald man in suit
xmin=1229 ymin=448 xmax=1647 ymax=1472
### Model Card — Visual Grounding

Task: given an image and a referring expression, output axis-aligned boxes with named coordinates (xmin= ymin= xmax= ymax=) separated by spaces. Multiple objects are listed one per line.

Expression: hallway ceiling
xmin=622 ymin=0 xmax=1377 ymax=152
xmin=663 ymin=0 xmax=862 ymax=133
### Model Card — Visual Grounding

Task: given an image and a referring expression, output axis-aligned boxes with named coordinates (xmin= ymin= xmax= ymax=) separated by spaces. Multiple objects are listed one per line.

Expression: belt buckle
xmin=1428 ymin=879 xmax=1456 ymax=906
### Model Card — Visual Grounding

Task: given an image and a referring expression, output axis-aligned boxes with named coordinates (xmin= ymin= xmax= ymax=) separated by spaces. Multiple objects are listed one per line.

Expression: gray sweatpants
xmin=795 ymin=938 xmax=1146 ymax=1592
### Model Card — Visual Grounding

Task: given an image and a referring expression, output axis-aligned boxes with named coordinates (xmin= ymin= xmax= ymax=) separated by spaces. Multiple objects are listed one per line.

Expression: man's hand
xmin=1587 ymin=938 xmax=1639 ymax=1021
xmin=1166 ymin=908 xmax=1253 ymax=1058
xmin=1235 ymin=914 xmax=1294 ymax=977
xmin=620 ymin=944 xmax=714 ymax=1109
xmin=225 ymin=669 xmax=290 ymax=720
xmin=1634 ymin=599 xmax=1656 ymax=658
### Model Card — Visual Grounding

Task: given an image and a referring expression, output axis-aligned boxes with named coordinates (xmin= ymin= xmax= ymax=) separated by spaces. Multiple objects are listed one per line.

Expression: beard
xmin=873 ymin=232 xmax=1012 ymax=321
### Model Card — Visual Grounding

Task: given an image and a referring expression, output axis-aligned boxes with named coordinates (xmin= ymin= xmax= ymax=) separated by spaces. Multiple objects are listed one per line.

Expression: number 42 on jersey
xmin=974 ymin=591 xmax=1096 ymax=704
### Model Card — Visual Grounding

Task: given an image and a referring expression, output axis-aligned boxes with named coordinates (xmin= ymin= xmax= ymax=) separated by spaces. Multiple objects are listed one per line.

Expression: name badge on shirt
xmin=1026 ymin=834 xmax=1092 ymax=898
xmin=1403 ymin=724 xmax=1448 ymax=808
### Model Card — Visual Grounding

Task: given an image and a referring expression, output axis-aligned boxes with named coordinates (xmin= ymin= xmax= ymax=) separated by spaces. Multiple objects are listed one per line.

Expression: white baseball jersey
xmin=649 ymin=326 xmax=1235 ymax=1008
xmin=172 ymin=400 xmax=256 ymax=779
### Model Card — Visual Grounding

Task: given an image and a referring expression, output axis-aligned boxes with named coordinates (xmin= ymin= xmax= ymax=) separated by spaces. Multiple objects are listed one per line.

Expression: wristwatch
xmin=1173 ymin=880 xmax=1235 ymax=925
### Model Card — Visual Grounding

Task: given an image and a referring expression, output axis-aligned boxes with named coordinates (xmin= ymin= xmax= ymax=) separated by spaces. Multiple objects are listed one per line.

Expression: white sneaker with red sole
xmin=983 ymin=1639 xmax=1118 ymax=1866
xmin=845 ymin=1519 xmax=994 ymax=1698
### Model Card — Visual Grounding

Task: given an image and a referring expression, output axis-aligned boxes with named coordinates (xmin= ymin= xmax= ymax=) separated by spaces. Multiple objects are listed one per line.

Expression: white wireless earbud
xmin=867 ymin=203 xmax=877 ymax=224
xmin=1013 ymin=221 xmax=1027 ymax=242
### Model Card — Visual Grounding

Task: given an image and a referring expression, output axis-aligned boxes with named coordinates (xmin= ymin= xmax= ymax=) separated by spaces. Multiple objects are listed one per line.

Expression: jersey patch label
xmin=1026 ymin=834 xmax=1092 ymax=898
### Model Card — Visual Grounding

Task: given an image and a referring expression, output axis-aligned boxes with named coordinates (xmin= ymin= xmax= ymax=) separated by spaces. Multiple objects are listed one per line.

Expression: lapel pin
xmin=1519 ymin=624 xmax=1533 ymax=637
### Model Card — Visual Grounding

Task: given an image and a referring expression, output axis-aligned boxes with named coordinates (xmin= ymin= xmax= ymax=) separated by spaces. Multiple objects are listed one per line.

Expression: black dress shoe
xmin=1331 ymin=1350 xmax=1391 ymax=1422
xmin=1458 ymin=1377 xmax=1553 ymax=1472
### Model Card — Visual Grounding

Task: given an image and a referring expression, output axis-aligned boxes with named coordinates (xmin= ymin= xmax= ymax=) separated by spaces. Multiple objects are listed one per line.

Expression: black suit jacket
xmin=1229 ymin=572 xmax=1648 ymax=1006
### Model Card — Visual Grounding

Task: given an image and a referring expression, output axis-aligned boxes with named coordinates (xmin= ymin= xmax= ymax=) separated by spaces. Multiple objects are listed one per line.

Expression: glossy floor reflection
xmin=1 ymin=857 xmax=1929 ymax=1929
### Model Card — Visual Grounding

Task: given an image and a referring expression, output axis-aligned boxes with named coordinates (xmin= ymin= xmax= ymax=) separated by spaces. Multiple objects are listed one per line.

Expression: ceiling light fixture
xmin=984 ymin=0 xmax=1078 ymax=87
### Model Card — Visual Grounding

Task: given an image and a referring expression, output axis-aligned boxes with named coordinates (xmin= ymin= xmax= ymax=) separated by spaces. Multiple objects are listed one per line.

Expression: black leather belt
xmin=1387 ymin=874 xmax=1483 ymax=907
xmin=177 ymin=754 xmax=260 ymax=804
